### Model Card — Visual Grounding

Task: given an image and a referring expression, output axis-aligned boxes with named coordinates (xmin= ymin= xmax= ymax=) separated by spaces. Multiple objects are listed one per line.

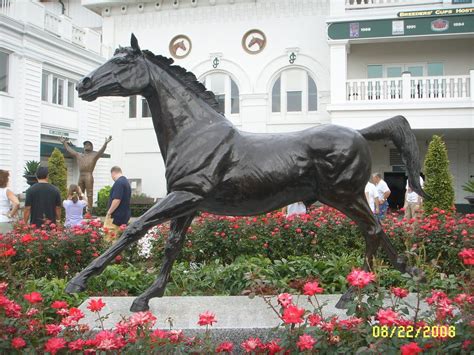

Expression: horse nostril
xmin=80 ymin=77 xmax=92 ymax=90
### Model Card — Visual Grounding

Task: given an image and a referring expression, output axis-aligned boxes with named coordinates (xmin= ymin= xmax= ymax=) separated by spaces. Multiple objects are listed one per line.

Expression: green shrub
xmin=48 ymin=148 xmax=68 ymax=201
xmin=95 ymin=185 xmax=111 ymax=216
xmin=423 ymin=135 xmax=455 ymax=214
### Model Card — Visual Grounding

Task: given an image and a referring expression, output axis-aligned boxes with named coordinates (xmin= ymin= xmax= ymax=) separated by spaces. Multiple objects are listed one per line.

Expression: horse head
xmin=77 ymin=34 xmax=151 ymax=101
xmin=248 ymin=36 xmax=262 ymax=49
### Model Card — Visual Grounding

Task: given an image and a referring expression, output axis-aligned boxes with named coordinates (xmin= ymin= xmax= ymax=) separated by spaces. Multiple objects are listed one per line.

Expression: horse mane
xmin=141 ymin=49 xmax=221 ymax=113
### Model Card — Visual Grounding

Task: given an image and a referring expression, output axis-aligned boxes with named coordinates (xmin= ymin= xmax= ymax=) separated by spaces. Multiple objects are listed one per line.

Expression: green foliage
xmin=23 ymin=160 xmax=40 ymax=176
xmin=47 ymin=148 xmax=68 ymax=201
xmin=423 ymin=135 xmax=455 ymax=214
xmin=95 ymin=185 xmax=111 ymax=216
xmin=462 ymin=179 xmax=474 ymax=194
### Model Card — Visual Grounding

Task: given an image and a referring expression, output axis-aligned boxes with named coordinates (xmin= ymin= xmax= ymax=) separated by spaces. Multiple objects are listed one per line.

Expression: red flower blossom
xmin=400 ymin=342 xmax=423 ymax=355
xmin=282 ymin=304 xmax=305 ymax=324
xmin=459 ymin=248 xmax=474 ymax=265
xmin=376 ymin=308 xmax=399 ymax=326
xmin=11 ymin=337 xmax=26 ymax=349
xmin=68 ymin=339 xmax=85 ymax=351
xmin=198 ymin=311 xmax=217 ymax=326
xmin=94 ymin=330 xmax=126 ymax=350
xmin=308 ymin=313 xmax=322 ymax=326
xmin=51 ymin=300 xmax=68 ymax=309
xmin=391 ymin=287 xmax=409 ymax=298
xmin=45 ymin=324 xmax=62 ymax=336
xmin=264 ymin=339 xmax=283 ymax=354
xmin=277 ymin=293 xmax=293 ymax=308
xmin=216 ymin=341 xmax=234 ymax=353
xmin=346 ymin=268 xmax=376 ymax=288
xmin=297 ymin=334 xmax=316 ymax=351
xmin=241 ymin=337 xmax=263 ymax=352
xmin=87 ymin=298 xmax=106 ymax=312
xmin=23 ymin=292 xmax=43 ymax=304
xmin=303 ymin=281 xmax=324 ymax=296
xmin=129 ymin=311 xmax=157 ymax=328
xmin=44 ymin=337 xmax=67 ymax=354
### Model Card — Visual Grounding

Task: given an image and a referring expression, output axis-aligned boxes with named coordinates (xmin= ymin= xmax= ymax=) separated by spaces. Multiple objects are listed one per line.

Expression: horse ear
xmin=130 ymin=33 xmax=141 ymax=53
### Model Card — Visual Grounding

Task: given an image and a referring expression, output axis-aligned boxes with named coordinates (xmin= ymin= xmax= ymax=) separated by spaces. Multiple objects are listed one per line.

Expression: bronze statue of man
xmin=59 ymin=136 xmax=112 ymax=212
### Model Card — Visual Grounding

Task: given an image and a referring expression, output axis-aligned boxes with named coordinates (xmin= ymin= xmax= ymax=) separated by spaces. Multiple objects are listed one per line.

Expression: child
xmin=63 ymin=184 xmax=87 ymax=227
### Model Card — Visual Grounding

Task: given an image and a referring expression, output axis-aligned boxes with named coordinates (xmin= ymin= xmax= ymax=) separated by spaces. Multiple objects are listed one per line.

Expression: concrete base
xmin=79 ymin=294 xmax=429 ymax=342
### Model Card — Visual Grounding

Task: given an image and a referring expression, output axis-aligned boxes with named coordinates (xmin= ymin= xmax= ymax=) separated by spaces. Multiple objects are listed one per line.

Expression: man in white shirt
xmin=404 ymin=176 xmax=424 ymax=220
xmin=372 ymin=173 xmax=391 ymax=220
xmin=364 ymin=179 xmax=379 ymax=214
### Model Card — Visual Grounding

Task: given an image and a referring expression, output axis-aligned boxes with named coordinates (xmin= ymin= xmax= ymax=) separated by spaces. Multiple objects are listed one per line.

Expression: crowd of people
xmin=0 ymin=166 xmax=131 ymax=235
xmin=1 ymin=166 xmax=424 ymax=233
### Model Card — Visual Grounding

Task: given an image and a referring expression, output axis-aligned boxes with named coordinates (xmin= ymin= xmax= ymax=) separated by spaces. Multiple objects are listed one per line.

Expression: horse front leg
xmin=65 ymin=191 xmax=203 ymax=294
xmin=130 ymin=214 xmax=195 ymax=312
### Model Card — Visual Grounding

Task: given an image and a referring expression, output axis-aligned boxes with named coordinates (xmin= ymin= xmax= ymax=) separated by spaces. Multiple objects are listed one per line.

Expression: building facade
xmin=1 ymin=0 xmax=473 ymax=208
xmin=0 ymin=0 xmax=113 ymax=199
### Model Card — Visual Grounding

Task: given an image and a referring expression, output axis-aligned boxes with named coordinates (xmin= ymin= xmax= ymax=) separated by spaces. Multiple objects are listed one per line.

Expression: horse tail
xmin=358 ymin=115 xmax=428 ymax=199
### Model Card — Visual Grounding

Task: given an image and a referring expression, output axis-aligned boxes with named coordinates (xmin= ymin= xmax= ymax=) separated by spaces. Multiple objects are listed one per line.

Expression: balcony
xmin=346 ymin=73 xmax=472 ymax=102
xmin=0 ymin=0 xmax=101 ymax=54
xmin=345 ymin=0 xmax=443 ymax=10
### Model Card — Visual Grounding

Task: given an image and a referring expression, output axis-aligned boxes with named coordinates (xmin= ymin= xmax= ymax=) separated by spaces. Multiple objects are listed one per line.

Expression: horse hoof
xmin=335 ymin=297 xmax=350 ymax=309
xmin=65 ymin=280 xmax=86 ymax=294
xmin=130 ymin=298 xmax=150 ymax=312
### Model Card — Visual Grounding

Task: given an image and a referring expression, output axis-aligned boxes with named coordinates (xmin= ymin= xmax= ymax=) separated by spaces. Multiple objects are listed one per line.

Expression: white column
xmin=470 ymin=69 xmax=474 ymax=102
xmin=60 ymin=15 xmax=73 ymax=42
xmin=330 ymin=0 xmax=346 ymax=17
xmin=402 ymin=72 xmax=411 ymax=101
xmin=329 ymin=41 xmax=348 ymax=104
xmin=239 ymin=93 xmax=268 ymax=133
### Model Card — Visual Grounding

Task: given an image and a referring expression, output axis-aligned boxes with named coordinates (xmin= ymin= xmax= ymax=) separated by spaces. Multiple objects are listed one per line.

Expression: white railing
xmin=410 ymin=75 xmax=470 ymax=99
xmin=72 ymin=25 xmax=86 ymax=47
xmin=346 ymin=74 xmax=471 ymax=101
xmin=346 ymin=0 xmax=441 ymax=9
xmin=44 ymin=10 xmax=61 ymax=35
xmin=0 ymin=0 xmax=14 ymax=17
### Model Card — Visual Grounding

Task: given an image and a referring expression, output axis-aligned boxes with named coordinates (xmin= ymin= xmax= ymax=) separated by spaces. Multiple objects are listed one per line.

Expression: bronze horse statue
xmin=67 ymin=35 xmax=426 ymax=312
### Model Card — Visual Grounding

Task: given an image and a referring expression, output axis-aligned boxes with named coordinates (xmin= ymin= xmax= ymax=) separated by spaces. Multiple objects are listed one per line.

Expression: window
xmin=128 ymin=95 xmax=151 ymax=118
xmin=367 ymin=63 xmax=428 ymax=78
xmin=0 ymin=51 xmax=8 ymax=92
xmin=42 ymin=71 xmax=76 ymax=108
xmin=271 ymin=69 xmax=317 ymax=114
xmin=428 ymin=63 xmax=444 ymax=76
xmin=202 ymin=73 xmax=240 ymax=116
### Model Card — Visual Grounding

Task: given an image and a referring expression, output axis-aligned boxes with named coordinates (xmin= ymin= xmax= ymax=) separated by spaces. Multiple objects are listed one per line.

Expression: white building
xmin=0 ymin=0 xmax=113 ymax=199
xmin=1 ymin=0 xmax=473 ymax=208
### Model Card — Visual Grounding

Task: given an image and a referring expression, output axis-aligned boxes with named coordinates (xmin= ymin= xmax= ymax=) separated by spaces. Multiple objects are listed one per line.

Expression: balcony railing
xmin=44 ymin=10 xmax=61 ymax=35
xmin=0 ymin=0 xmax=101 ymax=54
xmin=346 ymin=74 xmax=471 ymax=102
xmin=346 ymin=0 xmax=442 ymax=9
xmin=72 ymin=25 xmax=86 ymax=47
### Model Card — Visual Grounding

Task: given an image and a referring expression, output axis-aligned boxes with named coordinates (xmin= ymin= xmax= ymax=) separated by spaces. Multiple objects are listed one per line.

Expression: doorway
xmin=384 ymin=172 xmax=406 ymax=210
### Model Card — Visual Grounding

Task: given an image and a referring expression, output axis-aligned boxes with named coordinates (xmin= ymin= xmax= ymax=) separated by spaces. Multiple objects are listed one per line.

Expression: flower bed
xmin=0 ymin=257 xmax=472 ymax=354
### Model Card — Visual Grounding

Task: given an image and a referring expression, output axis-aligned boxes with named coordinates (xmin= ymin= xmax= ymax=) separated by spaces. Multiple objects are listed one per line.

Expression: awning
xmin=40 ymin=142 xmax=111 ymax=158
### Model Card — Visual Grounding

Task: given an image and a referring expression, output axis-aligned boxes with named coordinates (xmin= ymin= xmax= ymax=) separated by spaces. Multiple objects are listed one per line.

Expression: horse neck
xmin=145 ymin=63 xmax=225 ymax=161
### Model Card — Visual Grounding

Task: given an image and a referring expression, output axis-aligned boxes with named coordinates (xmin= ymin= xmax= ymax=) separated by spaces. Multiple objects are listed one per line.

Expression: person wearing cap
xmin=60 ymin=136 xmax=112 ymax=212
xmin=24 ymin=167 xmax=61 ymax=227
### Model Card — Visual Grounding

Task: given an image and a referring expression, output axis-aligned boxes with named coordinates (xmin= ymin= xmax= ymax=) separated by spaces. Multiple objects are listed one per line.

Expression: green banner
xmin=328 ymin=15 xmax=474 ymax=40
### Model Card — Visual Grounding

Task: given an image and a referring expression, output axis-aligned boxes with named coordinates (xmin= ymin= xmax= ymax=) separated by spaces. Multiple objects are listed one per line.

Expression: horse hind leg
xmin=320 ymin=194 xmax=382 ymax=309
xmin=130 ymin=213 xmax=195 ymax=312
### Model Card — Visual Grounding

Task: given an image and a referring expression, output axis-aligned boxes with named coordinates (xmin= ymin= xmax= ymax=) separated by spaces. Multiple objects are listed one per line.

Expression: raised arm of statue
xmin=59 ymin=136 xmax=79 ymax=157
xmin=95 ymin=136 xmax=112 ymax=162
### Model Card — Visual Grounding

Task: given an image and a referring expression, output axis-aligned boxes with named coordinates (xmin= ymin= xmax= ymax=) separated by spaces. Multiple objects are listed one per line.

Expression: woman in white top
xmin=0 ymin=170 xmax=20 ymax=234
xmin=63 ymin=184 xmax=88 ymax=228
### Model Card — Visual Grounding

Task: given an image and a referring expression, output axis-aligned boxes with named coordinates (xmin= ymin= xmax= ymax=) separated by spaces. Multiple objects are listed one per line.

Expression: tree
xmin=423 ymin=135 xmax=454 ymax=214
xmin=48 ymin=148 xmax=68 ymax=201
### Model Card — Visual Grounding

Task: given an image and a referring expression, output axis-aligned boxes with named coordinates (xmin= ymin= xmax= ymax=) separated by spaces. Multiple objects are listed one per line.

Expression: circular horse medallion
xmin=242 ymin=29 xmax=266 ymax=55
xmin=169 ymin=35 xmax=192 ymax=59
